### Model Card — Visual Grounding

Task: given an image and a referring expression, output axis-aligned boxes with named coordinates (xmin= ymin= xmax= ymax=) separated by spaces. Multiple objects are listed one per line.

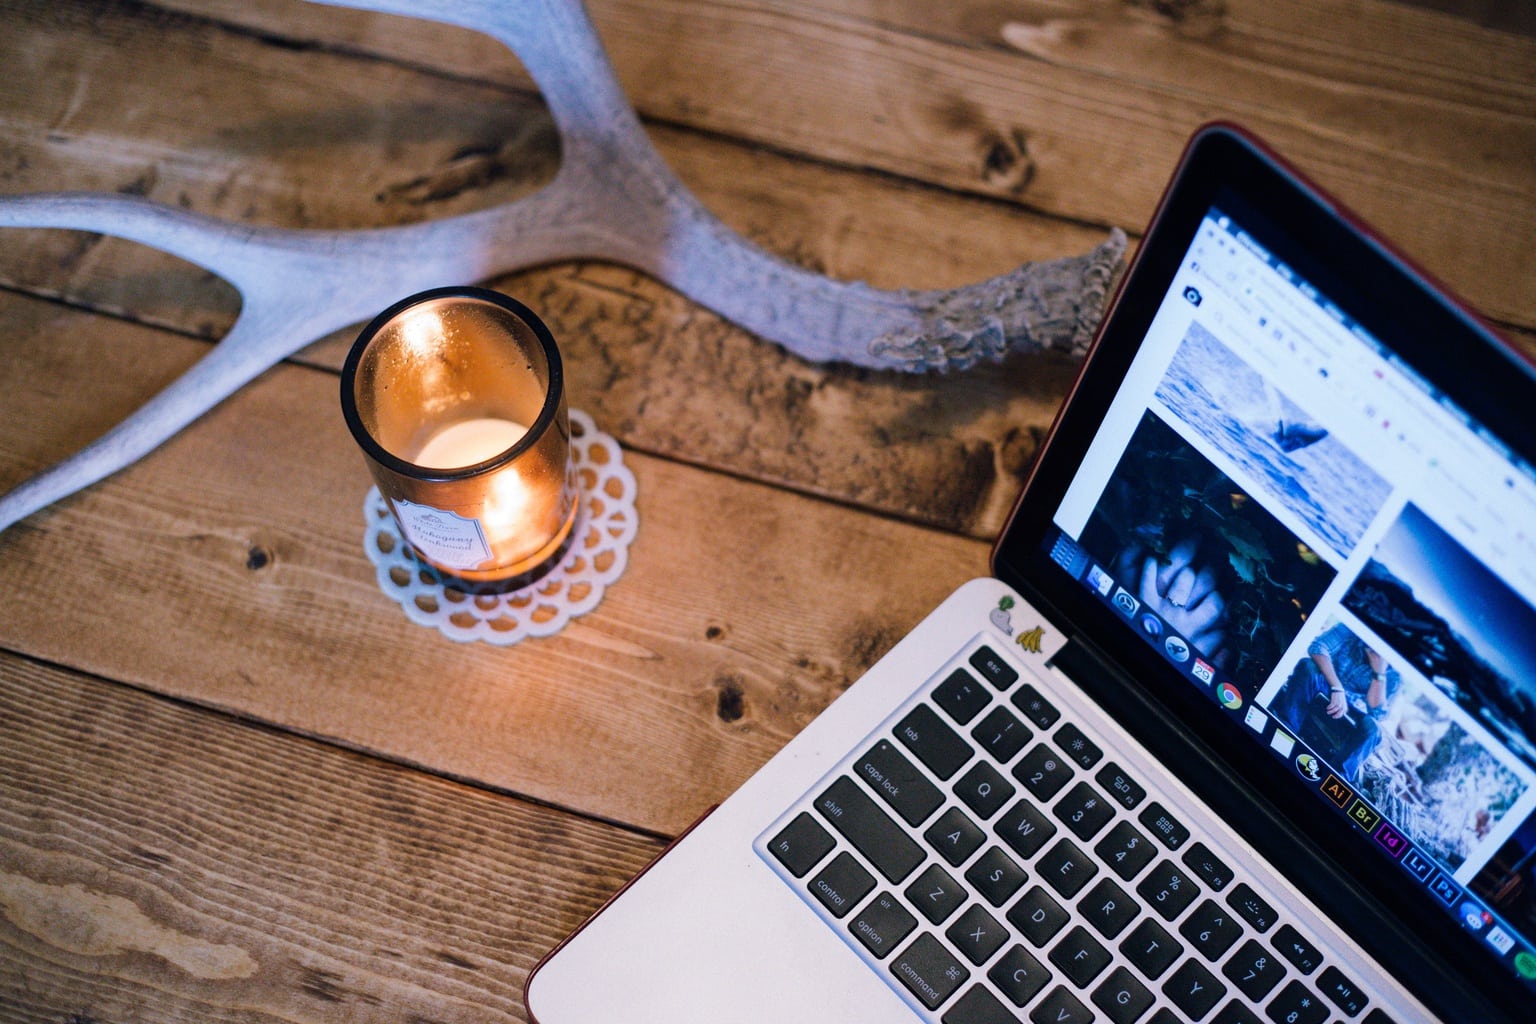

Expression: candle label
xmin=392 ymin=499 xmax=492 ymax=570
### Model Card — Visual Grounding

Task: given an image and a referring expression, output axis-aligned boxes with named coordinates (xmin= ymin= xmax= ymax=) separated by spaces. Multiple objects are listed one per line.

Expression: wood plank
xmin=0 ymin=290 xmax=990 ymax=835
xmin=0 ymin=649 xmax=661 ymax=1021
xmin=138 ymin=0 xmax=1536 ymax=328
xmin=0 ymin=0 xmax=1106 ymax=537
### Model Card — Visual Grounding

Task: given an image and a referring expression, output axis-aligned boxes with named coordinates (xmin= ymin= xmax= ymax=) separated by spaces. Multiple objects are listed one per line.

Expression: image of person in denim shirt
xmin=1274 ymin=621 xmax=1402 ymax=783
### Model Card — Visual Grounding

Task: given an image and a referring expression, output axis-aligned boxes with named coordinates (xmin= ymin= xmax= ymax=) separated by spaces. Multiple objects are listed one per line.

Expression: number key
xmin=1013 ymin=743 xmax=1074 ymax=800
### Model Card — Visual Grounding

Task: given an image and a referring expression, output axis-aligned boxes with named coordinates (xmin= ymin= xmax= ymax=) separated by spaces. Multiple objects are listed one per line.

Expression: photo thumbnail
xmin=1154 ymin=321 xmax=1390 ymax=559
xmin=1078 ymin=411 xmax=1336 ymax=696
xmin=1343 ymin=504 xmax=1536 ymax=771
xmin=1269 ymin=618 xmax=1526 ymax=872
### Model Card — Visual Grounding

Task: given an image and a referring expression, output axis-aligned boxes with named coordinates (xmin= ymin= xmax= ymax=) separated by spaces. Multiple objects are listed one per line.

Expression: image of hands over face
xmin=1116 ymin=537 xmax=1227 ymax=662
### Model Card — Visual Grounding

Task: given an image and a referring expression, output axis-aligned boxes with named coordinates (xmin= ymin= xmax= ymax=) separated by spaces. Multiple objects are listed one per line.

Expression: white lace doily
xmin=363 ymin=409 xmax=637 ymax=645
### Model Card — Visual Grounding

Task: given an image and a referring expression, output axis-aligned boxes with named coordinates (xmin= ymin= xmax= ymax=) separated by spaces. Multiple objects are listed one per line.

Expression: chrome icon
xmin=1217 ymin=681 xmax=1243 ymax=710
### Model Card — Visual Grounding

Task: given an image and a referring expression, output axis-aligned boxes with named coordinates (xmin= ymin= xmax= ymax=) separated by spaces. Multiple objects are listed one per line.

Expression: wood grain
xmin=0 ymin=288 xmax=989 ymax=835
xmin=138 ymin=0 xmax=1536 ymax=328
xmin=0 ymin=649 xmax=662 ymax=1021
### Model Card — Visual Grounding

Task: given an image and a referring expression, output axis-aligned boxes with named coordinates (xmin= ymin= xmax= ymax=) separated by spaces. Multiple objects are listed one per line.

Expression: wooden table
xmin=1 ymin=1 xmax=1531 ymax=1019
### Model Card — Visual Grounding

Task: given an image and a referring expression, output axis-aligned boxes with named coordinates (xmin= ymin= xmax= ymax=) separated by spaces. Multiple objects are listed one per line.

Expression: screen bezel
xmin=992 ymin=123 xmax=1536 ymax=1020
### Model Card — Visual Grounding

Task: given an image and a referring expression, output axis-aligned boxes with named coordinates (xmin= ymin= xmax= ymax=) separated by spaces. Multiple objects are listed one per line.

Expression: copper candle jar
xmin=341 ymin=287 xmax=578 ymax=591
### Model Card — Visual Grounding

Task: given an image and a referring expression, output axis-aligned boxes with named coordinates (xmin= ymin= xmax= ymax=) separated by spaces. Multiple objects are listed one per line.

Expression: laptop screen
xmin=996 ymin=126 xmax=1536 ymax=1015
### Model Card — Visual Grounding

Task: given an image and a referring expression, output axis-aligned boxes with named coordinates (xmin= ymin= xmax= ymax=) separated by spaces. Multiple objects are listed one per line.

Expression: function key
xmin=969 ymin=644 xmax=1019 ymax=690
xmin=972 ymin=706 xmax=1032 ymax=764
xmin=1137 ymin=802 xmax=1191 ymax=850
xmin=1182 ymin=841 xmax=1234 ymax=891
xmin=1272 ymin=923 xmax=1323 ymax=975
xmin=1011 ymin=683 xmax=1061 ymax=730
xmin=1095 ymin=762 xmax=1147 ymax=810
xmin=809 ymin=851 xmax=875 ymax=919
xmin=894 ymin=703 xmax=974 ymax=780
xmin=933 ymin=667 xmax=991 ymax=725
xmin=1013 ymin=743 xmax=1075 ymax=800
xmin=1225 ymin=882 xmax=1277 ymax=932
xmin=766 ymin=811 xmax=835 ymax=877
xmin=1054 ymin=722 xmax=1103 ymax=769
xmin=855 ymin=740 xmax=944 ymax=826
xmin=1318 ymin=965 xmax=1369 ymax=1017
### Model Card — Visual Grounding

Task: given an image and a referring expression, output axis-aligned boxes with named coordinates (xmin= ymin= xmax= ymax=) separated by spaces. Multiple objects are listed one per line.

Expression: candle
xmin=341 ymin=287 xmax=578 ymax=592
xmin=413 ymin=417 xmax=529 ymax=469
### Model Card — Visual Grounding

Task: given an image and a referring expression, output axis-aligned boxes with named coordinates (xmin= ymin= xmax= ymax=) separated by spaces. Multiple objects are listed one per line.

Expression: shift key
xmin=815 ymin=777 xmax=926 ymax=883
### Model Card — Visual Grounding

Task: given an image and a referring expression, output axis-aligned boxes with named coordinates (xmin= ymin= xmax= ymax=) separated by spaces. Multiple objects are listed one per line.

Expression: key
xmin=1050 ymin=925 xmax=1112 ymax=987
xmin=925 ymin=806 xmax=987 ymax=866
xmin=1008 ymin=885 xmax=1069 ymax=947
xmin=1264 ymin=980 xmax=1329 ymax=1024
xmin=1272 ymin=923 xmax=1322 ymax=974
xmin=1096 ymin=819 xmax=1157 ymax=881
xmin=850 ymin=891 xmax=916 ymax=960
xmin=1038 ymin=838 xmax=1098 ymax=899
xmin=1226 ymin=882 xmax=1277 ymax=932
xmin=815 ymin=777 xmax=925 ymax=883
xmin=1163 ymin=958 xmax=1226 ymax=1020
xmin=1136 ymin=859 xmax=1200 ymax=921
xmin=766 ymin=811 xmax=835 ymax=877
xmin=1029 ymin=986 xmax=1094 ymax=1024
xmin=1079 ymin=877 xmax=1139 ymax=939
xmin=969 ymin=645 xmax=1019 ymax=690
xmin=809 ymin=851 xmax=875 ymax=919
xmin=965 ymin=846 xmax=1027 ymax=907
xmin=1138 ymin=802 xmax=1191 ymax=850
xmin=1014 ymin=743 xmax=1074 ymax=801
xmin=946 ymin=903 xmax=1008 ymax=966
xmin=1054 ymin=722 xmax=1103 ymax=768
xmin=1096 ymin=761 xmax=1147 ymax=810
xmin=1318 ymin=965 xmax=1369 ymax=1017
xmin=995 ymin=798 xmax=1058 ymax=860
xmin=1182 ymin=841 xmax=1233 ymax=891
xmin=989 ymin=944 xmax=1049 ymax=1007
xmin=1179 ymin=899 xmax=1243 ymax=961
xmin=1054 ymin=780 xmax=1116 ymax=840
xmin=1092 ymin=966 xmax=1156 ymax=1024
xmin=934 ymin=667 xmax=991 ymax=725
xmin=955 ymin=760 xmax=1015 ymax=820
xmin=1212 ymin=1001 xmax=1263 ymax=1024
xmin=943 ymin=984 xmax=1018 ymax=1024
xmin=972 ymin=706 xmax=1031 ymax=764
xmin=1121 ymin=917 xmax=1181 ymax=980
xmin=907 ymin=862 xmax=967 ymax=925
xmin=1011 ymin=683 xmax=1061 ymax=729
xmin=1222 ymin=939 xmax=1286 ymax=1001
xmin=895 ymin=704 xmax=974 ymax=780
xmin=855 ymin=739 xmax=945 ymax=826
xmin=890 ymin=932 xmax=969 ymax=1010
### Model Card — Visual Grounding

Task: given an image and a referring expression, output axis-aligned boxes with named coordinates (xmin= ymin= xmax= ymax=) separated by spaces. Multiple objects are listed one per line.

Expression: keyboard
xmin=754 ymin=635 xmax=1397 ymax=1024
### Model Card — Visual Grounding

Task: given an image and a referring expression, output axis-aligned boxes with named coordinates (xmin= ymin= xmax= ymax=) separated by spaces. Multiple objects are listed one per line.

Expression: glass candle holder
xmin=341 ymin=287 xmax=578 ymax=592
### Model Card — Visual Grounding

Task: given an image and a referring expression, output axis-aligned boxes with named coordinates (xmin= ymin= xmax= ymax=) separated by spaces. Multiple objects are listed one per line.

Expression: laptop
xmin=525 ymin=124 xmax=1536 ymax=1023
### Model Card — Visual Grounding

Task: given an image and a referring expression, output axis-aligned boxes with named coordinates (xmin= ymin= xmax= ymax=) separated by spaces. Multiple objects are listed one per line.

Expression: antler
xmin=0 ymin=0 xmax=1123 ymax=535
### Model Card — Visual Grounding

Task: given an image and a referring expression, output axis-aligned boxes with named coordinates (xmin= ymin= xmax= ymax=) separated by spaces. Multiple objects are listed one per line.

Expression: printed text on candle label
xmin=393 ymin=500 xmax=492 ymax=570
